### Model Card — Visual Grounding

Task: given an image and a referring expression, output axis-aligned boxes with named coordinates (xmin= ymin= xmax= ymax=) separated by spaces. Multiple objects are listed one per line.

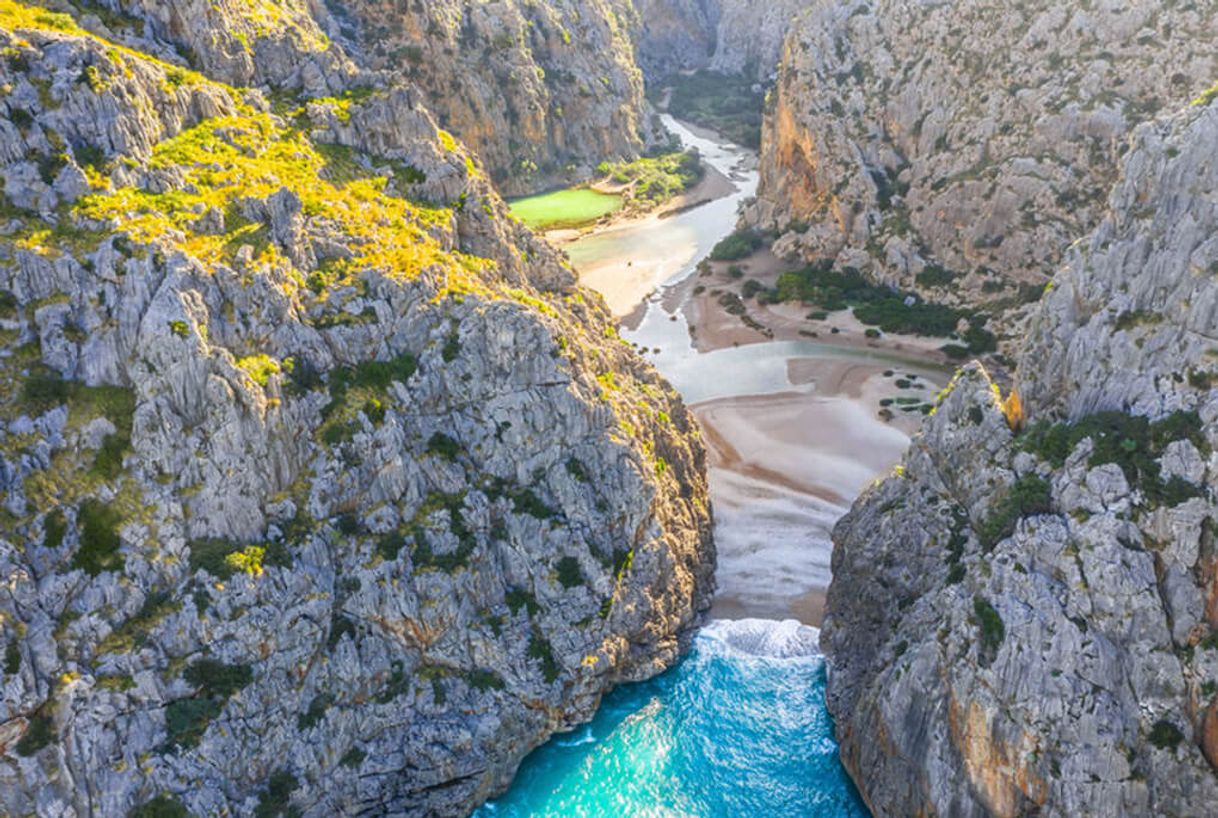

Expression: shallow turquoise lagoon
xmin=474 ymin=619 xmax=869 ymax=818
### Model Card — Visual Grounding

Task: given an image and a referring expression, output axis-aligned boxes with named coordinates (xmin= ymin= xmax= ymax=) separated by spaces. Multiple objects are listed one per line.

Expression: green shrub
xmin=915 ymin=264 xmax=958 ymax=288
xmin=466 ymin=669 xmax=506 ymax=692
xmin=0 ymin=289 xmax=17 ymax=317
xmin=441 ymin=330 xmax=460 ymax=362
xmin=91 ymin=432 xmax=128 ymax=479
xmin=183 ymin=659 xmax=252 ymax=698
xmin=44 ymin=509 xmax=66 ymax=548
xmin=297 ymin=693 xmax=333 ymax=730
xmin=565 ymin=457 xmax=589 ymax=482
xmin=665 ymin=70 xmax=765 ymax=149
xmin=325 ymin=353 xmax=417 ymax=416
xmin=253 ymin=770 xmax=299 ymax=818
xmin=188 ymin=538 xmax=289 ymax=579
xmin=164 ymin=660 xmax=252 ymax=749
xmin=1148 ymin=719 xmax=1184 ymax=751
xmin=129 ymin=794 xmax=191 ymax=818
xmin=973 ymin=596 xmax=1005 ymax=666
xmin=340 ymin=747 xmax=366 ymax=769
xmin=16 ymin=711 xmax=55 ymax=756
xmin=20 ymin=368 xmax=72 ymax=413
xmin=97 ymin=673 xmax=135 ymax=692
xmin=426 ymin=432 xmax=461 ymax=461
xmin=977 ymin=474 xmax=1051 ymax=550
xmin=8 ymin=106 xmax=33 ymax=129
xmin=527 ymin=632 xmax=560 ymax=683
xmin=74 ymin=499 xmax=124 ymax=575
xmin=506 ymin=588 xmax=539 ymax=616
xmin=556 ymin=556 xmax=583 ymax=589
xmin=97 ymin=591 xmax=179 ymax=654
xmin=1020 ymin=410 xmax=1208 ymax=505
xmin=710 ymin=229 xmax=762 ymax=261
xmin=4 ymin=640 xmax=19 ymax=674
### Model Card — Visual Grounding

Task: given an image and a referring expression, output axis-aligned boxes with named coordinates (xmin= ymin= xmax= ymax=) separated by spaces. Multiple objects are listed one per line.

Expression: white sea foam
xmin=697 ymin=618 xmax=822 ymax=660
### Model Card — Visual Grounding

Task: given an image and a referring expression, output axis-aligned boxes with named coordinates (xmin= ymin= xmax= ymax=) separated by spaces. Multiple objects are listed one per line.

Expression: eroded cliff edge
xmin=823 ymin=95 xmax=1218 ymax=816
xmin=0 ymin=2 xmax=714 ymax=815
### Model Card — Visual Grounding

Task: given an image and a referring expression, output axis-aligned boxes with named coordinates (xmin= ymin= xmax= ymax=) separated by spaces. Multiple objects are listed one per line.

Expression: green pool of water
xmin=509 ymin=188 xmax=623 ymax=231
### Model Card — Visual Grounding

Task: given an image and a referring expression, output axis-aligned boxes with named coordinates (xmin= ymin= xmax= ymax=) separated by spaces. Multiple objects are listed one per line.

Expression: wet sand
xmin=693 ymin=363 xmax=922 ymax=622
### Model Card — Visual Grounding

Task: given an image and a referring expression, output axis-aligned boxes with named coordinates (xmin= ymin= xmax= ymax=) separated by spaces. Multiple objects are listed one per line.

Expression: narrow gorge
xmin=2 ymin=1 xmax=1216 ymax=817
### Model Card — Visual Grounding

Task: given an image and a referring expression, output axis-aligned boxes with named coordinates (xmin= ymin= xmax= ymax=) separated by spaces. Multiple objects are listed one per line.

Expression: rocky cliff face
xmin=750 ymin=0 xmax=1217 ymax=312
xmin=634 ymin=0 xmax=799 ymax=82
xmin=823 ymin=95 xmax=1218 ymax=817
xmin=633 ymin=0 xmax=719 ymax=79
xmin=334 ymin=0 xmax=664 ymax=198
xmin=705 ymin=0 xmax=801 ymax=80
xmin=0 ymin=2 xmax=713 ymax=815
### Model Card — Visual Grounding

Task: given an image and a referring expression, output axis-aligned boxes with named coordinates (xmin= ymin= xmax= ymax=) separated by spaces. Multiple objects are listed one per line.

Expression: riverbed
xmin=573 ymin=115 xmax=947 ymax=624
xmin=477 ymin=116 xmax=943 ymax=817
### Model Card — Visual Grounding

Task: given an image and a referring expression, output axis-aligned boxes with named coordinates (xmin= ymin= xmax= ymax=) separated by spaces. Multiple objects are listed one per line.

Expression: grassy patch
xmin=508 ymin=188 xmax=622 ymax=231
xmin=97 ymin=591 xmax=180 ymax=654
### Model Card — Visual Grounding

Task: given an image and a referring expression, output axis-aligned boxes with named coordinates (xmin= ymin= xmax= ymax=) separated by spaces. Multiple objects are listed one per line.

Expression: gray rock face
xmin=749 ymin=0 xmax=1217 ymax=312
xmin=706 ymin=0 xmax=802 ymax=80
xmin=0 ymin=7 xmax=713 ymax=817
xmin=823 ymin=99 xmax=1218 ymax=816
xmin=96 ymin=0 xmax=357 ymax=91
xmin=332 ymin=0 xmax=666 ymax=197
xmin=634 ymin=0 xmax=799 ymax=81
xmin=633 ymin=0 xmax=721 ymax=79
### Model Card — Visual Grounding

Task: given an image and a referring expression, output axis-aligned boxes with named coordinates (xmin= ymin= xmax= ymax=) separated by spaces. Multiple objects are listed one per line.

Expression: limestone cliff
xmin=750 ymin=0 xmax=1217 ymax=314
xmin=705 ymin=0 xmax=801 ymax=80
xmin=634 ymin=0 xmax=798 ymax=82
xmin=334 ymin=0 xmax=663 ymax=198
xmin=823 ymin=95 xmax=1218 ymax=817
xmin=633 ymin=0 xmax=719 ymax=79
xmin=0 ymin=2 xmax=713 ymax=815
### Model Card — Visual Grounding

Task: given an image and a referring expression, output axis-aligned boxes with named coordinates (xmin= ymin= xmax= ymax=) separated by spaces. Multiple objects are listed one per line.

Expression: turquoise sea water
xmin=475 ymin=619 xmax=869 ymax=818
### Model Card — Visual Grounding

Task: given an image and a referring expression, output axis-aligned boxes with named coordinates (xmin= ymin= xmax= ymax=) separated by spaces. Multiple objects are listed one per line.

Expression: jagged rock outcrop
xmin=750 ymin=0 xmax=1217 ymax=313
xmin=0 ymin=4 xmax=713 ymax=816
xmin=823 ymin=97 xmax=1218 ymax=816
xmin=633 ymin=0 xmax=798 ymax=82
xmin=705 ymin=0 xmax=801 ymax=80
xmin=95 ymin=0 xmax=356 ymax=91
xmin=333 ymin=0 xmax=664 ymax=197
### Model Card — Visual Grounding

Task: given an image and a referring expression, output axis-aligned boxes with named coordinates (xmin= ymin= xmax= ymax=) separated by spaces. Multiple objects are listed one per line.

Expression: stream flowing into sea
xmin=477 ymin=118 xmax=871 ymax=816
